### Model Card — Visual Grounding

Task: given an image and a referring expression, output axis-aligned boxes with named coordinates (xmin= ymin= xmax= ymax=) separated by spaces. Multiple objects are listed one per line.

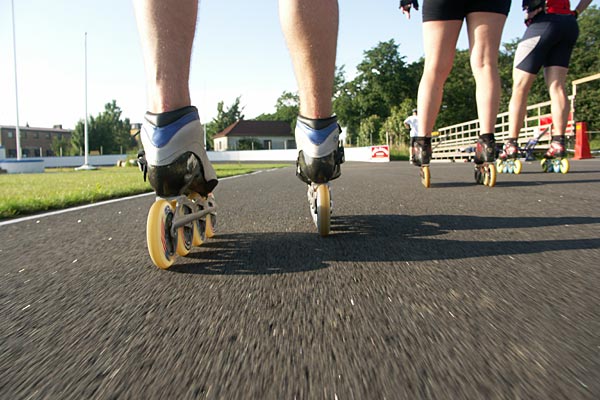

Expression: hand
xmin=400 ymin=0 xmax=419 ymax=20
xmin=525 ymin=7 xmax=543 ymax=21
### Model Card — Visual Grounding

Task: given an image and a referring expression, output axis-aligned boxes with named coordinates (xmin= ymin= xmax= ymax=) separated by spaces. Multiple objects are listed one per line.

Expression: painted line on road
xmin=0 ymin=169 xmax=281 ymax=227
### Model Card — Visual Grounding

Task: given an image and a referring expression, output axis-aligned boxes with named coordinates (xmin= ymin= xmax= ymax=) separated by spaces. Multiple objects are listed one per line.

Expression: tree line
xmin=61 ymin=7 xmax=599 ymax=155
xmin=206 ymin=6 xmax=600 ymax=148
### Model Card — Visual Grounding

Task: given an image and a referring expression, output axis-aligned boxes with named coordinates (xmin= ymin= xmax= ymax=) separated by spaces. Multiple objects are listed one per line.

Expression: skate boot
xmin=412 ymin=136 xmax=432 ymax=188
xmin=138 ymin=106 xmax=218 ymax=269
xmin=295 ymin=115 xmax=345 ymax=237
xmin=496 ymin=138 xmax=522 ymax=175
xmin=474 ymin=133 xmax=497 ymax=186
xmin=541 ymin=135 xmax=569 ymax=173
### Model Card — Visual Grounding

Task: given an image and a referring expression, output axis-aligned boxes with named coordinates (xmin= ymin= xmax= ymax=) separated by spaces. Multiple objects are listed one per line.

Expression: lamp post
xmin=11 ymin=0 xmax=21 ymax=160
xmin=76 ymin=32 xmax=96 ymax=170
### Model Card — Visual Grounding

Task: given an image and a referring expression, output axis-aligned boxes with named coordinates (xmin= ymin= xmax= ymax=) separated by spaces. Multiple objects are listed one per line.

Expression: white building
xmin=213 ymin=120 xmax=295 ymax=151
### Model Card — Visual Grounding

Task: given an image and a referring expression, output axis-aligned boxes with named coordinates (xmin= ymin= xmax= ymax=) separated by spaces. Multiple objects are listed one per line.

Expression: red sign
xmin=371 ymin=145 xmax=390 ymax=162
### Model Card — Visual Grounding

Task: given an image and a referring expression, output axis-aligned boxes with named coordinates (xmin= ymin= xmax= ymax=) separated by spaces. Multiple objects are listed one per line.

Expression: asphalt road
xmin=2 ymin=159 xmax=599 ymax=400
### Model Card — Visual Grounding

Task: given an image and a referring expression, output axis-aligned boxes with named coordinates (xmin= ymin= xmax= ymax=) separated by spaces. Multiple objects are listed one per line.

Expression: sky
xmin=1 ymin=0 xmax=598 ymax=130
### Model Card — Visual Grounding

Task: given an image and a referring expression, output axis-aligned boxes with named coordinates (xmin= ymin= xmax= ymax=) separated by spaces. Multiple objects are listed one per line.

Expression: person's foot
xmin=295 ymin=115 xmax=344 ymax=184
xmin=411 ymin=136 xmax=431 ymax=167
xmin=544 ymin=136 xmax=566 ymax=159
xmin=501 ymin=139 xmax=519 ymax=160
xmin=474 ymin=133 xmax=496 ymax=165
xmin=138 ymin=106 xmax=218 ymax=197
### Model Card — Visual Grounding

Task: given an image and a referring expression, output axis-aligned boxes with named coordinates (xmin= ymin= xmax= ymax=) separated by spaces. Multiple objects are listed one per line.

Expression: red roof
xmin=213 ymin=120 xmax=292 ymax=138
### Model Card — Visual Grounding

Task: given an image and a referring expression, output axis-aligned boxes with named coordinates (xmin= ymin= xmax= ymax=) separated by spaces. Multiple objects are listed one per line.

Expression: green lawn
xmin=0 ymin=163 xmax=290 ymax=219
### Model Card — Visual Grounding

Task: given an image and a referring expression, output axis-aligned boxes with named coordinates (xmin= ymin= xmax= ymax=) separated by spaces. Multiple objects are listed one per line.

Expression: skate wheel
xmin=189 ymin=193 xmax=206 ymax=246
xmin=486 ymin=164 xmax=496 ymax=187
xmin=541 ymin=158 xmax=548 ymax=172
xmin=553 ymin=160 xmax=561 ymax=173
xmin=514 ymin=159 xmax=523 ymax=175
xmin=560 ymin=158 xmax=570 ymax=174
xmin=316 ymin=184 xmax=331 ymax=237
xmin=496 ymin=159 xmax=503 ymax=174
xmin=421 ymin=166 xmax=431 ymax=188
xmin=205 ymin=194 xmax=217 ymax=238
xmin=176 ymin=201 xmax=193 ymax=257
xmin=146 ymin=199 xmax=176 ymax=269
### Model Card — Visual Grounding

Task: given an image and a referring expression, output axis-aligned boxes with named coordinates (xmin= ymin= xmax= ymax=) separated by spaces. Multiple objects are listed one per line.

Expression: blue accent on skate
xmin=297 ymin=120 xmax=338 ymax=145
xmin=150 ymin=111 xmax=199 ymax=148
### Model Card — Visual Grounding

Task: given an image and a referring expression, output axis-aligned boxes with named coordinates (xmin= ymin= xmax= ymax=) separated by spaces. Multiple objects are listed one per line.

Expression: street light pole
xmin=76 ymin=32 xmax=96 ymax=170
xmin=11 ymin=0 xmax=21 ymax=160
xmin=84 ymin=32 xmax=89 ymax=165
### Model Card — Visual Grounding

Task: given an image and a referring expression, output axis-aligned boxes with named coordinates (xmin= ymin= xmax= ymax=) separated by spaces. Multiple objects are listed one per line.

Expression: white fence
xmin=1 ymin=146 xmax=381 ymax=172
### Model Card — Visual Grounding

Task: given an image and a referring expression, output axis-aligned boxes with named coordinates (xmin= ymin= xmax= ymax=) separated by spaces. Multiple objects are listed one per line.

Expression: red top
xmin=546 ymin=0 xmax=572 ymax=15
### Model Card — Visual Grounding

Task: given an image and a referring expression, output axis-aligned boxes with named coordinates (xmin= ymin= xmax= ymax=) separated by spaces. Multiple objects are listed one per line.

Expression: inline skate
xmin=138 ymin=106 xmax=218 ymax=269
xmin=412 ymin=136 xmax=431 ymax=188
xmin=295 ymin=115 xmax=344 ymax=237
xmin=474 ymin=133 xmax=497 ymax=187
xmin=496 ymin=138 xmax=523 ymax=175
xmin=541 ymin=136 xmax=569 ymax=173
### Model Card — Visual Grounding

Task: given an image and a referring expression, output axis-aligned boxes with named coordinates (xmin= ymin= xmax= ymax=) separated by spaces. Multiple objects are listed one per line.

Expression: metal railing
xmin=431 ymin=98 xmax=575 ymax=161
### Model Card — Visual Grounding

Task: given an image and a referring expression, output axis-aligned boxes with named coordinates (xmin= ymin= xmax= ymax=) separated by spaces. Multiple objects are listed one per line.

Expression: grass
xmin=0 ymin=163 xmax=290 ymax=219
xmin=389 ymin=146 xmax=410 ymax=161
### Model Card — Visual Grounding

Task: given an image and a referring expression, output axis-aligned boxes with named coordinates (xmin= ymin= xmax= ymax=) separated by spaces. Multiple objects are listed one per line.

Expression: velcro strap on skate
xmin=399 ymin=0 xmax=419 ymax=11
xmin=137 ymin=150 xmax=148 ymax=182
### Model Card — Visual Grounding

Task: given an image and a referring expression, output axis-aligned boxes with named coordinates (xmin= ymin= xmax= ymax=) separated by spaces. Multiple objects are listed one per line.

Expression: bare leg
xmin=466 ymin=12 xmax=507 ymax=134
xmin=544 ymin=66 xmax=570 ymax=136
xmin=279 ymin=0 xmax=338 ymax=119
xmin=508 ymin=68 xmax=537 ymax=139
xmin=133 ymin=0 xmax=197 ymax=113
xmin=417 ymin=20 xmax=462 ymax=137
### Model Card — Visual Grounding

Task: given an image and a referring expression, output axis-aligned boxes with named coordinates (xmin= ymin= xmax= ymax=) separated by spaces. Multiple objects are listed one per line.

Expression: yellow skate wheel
xmin=560 ymin=158 xmax=570 ymax=174
xmin=486 ymin=164 xmax=497 ymax=187
xmin=496 ymin=159 xmax=503 ymax=174
xmin=514 ymin=159 xmax=522 ymax=174
xmin=421 ymin=166 xmax=431 ymax=188
xmin=541 ymin=158 xmax=548 ymax=172
xmin=316 ymin=184 xmax=331 ymax=237
xmin=189 ymin=193 xmax=206 ymax=246
xmin=205 ymin=194 xmax=217 ymax=238
xmin=146 ymin=199 xmax=176 ymax=269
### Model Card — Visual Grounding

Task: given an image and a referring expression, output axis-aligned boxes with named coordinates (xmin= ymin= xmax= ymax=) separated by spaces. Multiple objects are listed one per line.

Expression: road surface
xmin=2 ymin=159 xmax=599 ymax=399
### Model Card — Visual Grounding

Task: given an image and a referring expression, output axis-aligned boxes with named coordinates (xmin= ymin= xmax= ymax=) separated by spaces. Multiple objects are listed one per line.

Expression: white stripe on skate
xmin=0 ymin=169 xmax=280 ymax=227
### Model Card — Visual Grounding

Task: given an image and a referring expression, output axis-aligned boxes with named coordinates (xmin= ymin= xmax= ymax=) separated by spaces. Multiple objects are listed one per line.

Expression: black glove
xmin=400 ymin=0 xmax=419 ymax=11
xmin=522 ymin=0 xmax=544 ymax=12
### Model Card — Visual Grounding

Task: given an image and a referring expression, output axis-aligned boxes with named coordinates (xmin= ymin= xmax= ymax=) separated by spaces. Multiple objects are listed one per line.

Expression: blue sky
xmin=1 ymin=0 xmax=597 ymax=129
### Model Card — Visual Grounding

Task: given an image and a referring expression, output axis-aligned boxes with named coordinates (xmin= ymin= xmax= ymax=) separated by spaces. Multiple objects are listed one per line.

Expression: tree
xmin=71 ymin=100 xmax=132 ymax=155
xmin=335 ymin=40 xmax=416 ymax=145
xmin=255 ymin=91 xmax=299 ymax=129
xmin=204 ymin=96 xmax=245 ymax=148
xmin=384 ymin=99 xmax=415 ymax=147
xmin=569 ymin=6 xmax=600 ymax=133
xmin=358 ymin=115 xmax=382 ymax=146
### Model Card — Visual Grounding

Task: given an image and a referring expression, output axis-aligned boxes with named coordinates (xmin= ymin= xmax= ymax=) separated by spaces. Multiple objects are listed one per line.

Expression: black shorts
xmin=514 ymin=14 xmax=579 ymax=74
xmin=422 ymin=0 xmax=511 ymax=22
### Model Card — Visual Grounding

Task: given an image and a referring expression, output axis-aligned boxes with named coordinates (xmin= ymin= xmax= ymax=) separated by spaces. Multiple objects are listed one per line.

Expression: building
xmin=213 ymin=120 xmax=295 ymax=151
xmin=0 ymin=125 xmax=72 ymax=158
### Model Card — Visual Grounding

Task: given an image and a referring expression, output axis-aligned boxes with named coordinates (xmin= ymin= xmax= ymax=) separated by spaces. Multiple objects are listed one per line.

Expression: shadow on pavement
xmin=171 ymin=214 xmax=600 ymax=275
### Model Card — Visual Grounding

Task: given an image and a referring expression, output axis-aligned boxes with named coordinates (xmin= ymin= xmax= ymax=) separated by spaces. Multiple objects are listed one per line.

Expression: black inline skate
xmin=295 ymin=115 xmax=344 ymax=236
